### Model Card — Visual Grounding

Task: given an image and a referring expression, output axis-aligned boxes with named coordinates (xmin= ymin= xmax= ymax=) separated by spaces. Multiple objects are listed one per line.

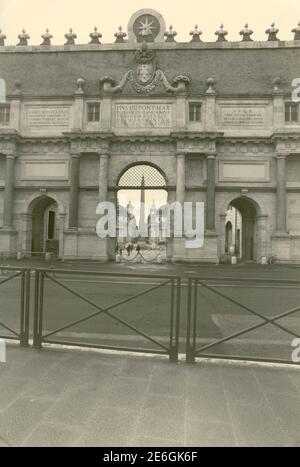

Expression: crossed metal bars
xmin=1 ymin=267 xmax=300 ymax=365
xmin=0 ymin=267 xmax=30 ymax=346
xmin=186 ymin=276 xmax=300 ymax=365
xmin=33 ymin=269 xmax=181 ymax=362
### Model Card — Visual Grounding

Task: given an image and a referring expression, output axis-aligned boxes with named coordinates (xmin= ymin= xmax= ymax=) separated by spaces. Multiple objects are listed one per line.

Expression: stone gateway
xmin=0 ymin=9 xmax=300 ymax=263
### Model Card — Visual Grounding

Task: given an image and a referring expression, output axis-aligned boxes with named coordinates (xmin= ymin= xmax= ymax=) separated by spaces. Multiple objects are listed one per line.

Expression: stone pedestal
xmin=271 ymin=232 xmax=291 ymax=262
xmin=63 ymin=229 xmax=79 ymax=259
xmin=63 ymin=229 xmax=110 ymax=260
xmin=0 ymin=228 xmax=18 ymax=257
xmin=171 ymin=238 xmax=188 ymax=262
xmin=172 ymin=233 xmax=219 ymax=263
xmin=256 ymin=215 xmax=268 ymax=259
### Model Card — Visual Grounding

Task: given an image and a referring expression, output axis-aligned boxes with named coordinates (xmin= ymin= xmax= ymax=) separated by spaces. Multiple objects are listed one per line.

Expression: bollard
xmin=261 ymin=256 xmax=267 ymax=265
xmin=231 ymin=256 xmax=237 ymax=265
xmin=156 ymin=255 xmax=163 ymax=264
xmin=45 ymin=252 xmax=52 ymax=261
xmin=229 ymin=245 xmax=235 ymax=255
xmin=17 ymin=251 xmax=22 ymax=261
xmin=115 ymin=254 xmax=121 ymax=263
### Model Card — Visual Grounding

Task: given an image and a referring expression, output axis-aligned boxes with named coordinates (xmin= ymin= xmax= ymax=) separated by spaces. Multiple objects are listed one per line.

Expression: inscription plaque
xmin=115 ymin=103 xmax=172 ymax=129
xmin=220 ymin=107 xmax=266 ymax=127
xmin=24 ymin=161 xmax=68 ymax=179
xmin=25 ymin=106 xmax=70 ymax=129
xmin=219 ymin=161 xmax=269 ymax=182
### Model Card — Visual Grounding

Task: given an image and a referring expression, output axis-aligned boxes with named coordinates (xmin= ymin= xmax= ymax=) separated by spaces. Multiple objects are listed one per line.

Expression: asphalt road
xmin=1 ymin=262 xmax=300 ymax=360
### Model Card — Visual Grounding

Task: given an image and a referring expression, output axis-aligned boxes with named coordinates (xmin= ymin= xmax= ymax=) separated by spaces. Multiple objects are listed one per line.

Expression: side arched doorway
xmin=29 ymin=196 xmax=60 ymax=257
xmin=225 ymin=197 xmax=259 ymax=261
xmin=116 ymin=163 xmax=168 ymax=261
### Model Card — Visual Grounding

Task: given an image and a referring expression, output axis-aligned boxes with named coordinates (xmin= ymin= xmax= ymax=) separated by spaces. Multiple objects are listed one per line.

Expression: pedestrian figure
xmin=119 ymin=247 xmax=123 ymax=256
xmin=136 ymin=244 xmax=141 ymax=254
xmin=126 ymin=244 xmax=131 ymax=256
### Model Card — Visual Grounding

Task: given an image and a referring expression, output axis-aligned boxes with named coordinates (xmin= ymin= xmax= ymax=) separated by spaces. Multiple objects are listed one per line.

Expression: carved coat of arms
xmin=134 ymin=44 xmax=157 ymax=85
xmin=100 ymin=43 xmax=190 ymax=95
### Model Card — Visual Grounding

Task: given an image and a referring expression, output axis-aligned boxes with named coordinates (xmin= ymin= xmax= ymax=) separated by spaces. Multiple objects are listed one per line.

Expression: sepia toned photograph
xmin=0 ymin=0 xmax=299 ymax=451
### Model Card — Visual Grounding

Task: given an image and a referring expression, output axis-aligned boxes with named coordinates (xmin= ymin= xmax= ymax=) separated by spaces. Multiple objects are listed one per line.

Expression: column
xmin=176 ymin=154 xmax=186 ymax=204
xmin=173 ymin=154 xmax=186 ymax=259
xmin=3 ymin=154 xmax=16 ymax=228
xmin=206 ymin=154 xmax=216 ymax=232
xmin=69 ymin=154 xmax=80 ymax=229
xmin=276 ymin=154 xmax=287 ymax=233
xmin=98 ymin=153 xmax=109 ymax=201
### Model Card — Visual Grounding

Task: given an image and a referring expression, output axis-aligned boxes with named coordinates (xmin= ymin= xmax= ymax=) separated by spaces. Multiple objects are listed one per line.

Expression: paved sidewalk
xmin=0 ymin=344 xmax=300 ymax=447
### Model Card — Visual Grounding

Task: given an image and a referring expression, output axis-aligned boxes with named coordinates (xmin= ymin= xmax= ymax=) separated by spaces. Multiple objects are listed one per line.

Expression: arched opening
xmin=117 ymin=163 xmax=168 ymax=261
xmin=30 ymin=196 xmax=59 ymax=257
xmin=225 ymin=197 xmax=259 ymax=261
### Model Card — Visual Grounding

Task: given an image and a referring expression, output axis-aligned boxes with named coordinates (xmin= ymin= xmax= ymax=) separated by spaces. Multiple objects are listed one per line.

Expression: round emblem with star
xmin=133 ymin=14 xmax=160 ymax=42
xmin=128 ymin=9 xmax=166 ymax=43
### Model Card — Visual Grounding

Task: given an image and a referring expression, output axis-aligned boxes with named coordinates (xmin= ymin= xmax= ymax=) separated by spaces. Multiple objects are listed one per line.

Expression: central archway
xmin=116 ymin=163 xmax=168 ymax=261
xmin=28 ymin=195 xmax=60 ymax=257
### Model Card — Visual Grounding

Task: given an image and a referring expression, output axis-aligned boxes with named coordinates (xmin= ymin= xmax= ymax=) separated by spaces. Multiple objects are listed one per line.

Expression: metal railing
xmin=0 ymin=267 xmax=30 ymax=346
xmin=186 ymin=276 xmax=300 ymax=365
xmin=33 ymin=269 xmax=181 ymax=362
xmin=0 ymin=266 xmax=299 ymax=366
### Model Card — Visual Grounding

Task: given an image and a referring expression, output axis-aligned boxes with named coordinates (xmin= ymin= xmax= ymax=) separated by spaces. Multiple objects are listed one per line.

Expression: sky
xmin=0 ymin=0 xmax=299 ymax=44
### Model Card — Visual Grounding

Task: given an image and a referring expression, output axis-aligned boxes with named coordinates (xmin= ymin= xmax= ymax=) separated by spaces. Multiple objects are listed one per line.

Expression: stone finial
xmin=239 ymin=23 xmax=254 ymax=42
xmin=292 ymin=21 xmax=300 ymax=41
xmin=273 ymin=77 xmax=282 ymax=92
xmin=17 ymin=29 xmax=30 ymax=46
xmin=89 ymin=26 xmax=102 ymax=44
xmin=0 ymin=30 xmax=7 ymax=46
xmin=64 ymin=28 xmax=77 ymax=45
xmin=75 ymin=78 xmax=85 ymax=95
xmin=266 ymin=23 xmax=280 ymax=41
xmin=114 ymin=26 xmax=127 ymax=43
xmin=189 ymin=25 xmax=202 ymax=42
xmin=215 ymin=24 xmax=228 ymax=42
xmin=164 ymin=25 xmax=177 ymax=42
xmin=206 ymin=78 xmax=216 ymax=94
xmin=41 ymin=29 xmax=53 ymax=46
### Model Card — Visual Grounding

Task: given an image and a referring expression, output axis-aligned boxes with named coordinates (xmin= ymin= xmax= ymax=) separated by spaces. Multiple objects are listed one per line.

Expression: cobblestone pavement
xmin=0 ymin=344 xmax=299 ymax=447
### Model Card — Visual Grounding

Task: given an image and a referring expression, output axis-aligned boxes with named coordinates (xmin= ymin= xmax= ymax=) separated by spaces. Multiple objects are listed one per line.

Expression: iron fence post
xmin=186 ymin=278 xmax=194 ymax=363
xmin=24 ymin=268 xmax=31 ymax=346
xmin=169 ymin=278 xmax=181 ymax=363
xmin=33 ymin=270 xmax=43 ymax=348
xmin=20 ymin=269 xmax=30 ymax=347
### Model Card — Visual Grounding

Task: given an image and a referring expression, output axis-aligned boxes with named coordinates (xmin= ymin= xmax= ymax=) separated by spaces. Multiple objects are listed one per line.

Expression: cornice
xmin=1 ymin=40 xmax=300 ymax=54
xmin=271 ymin=131 xmax=300 ymax=142
xmin=63 ymin=131 xmax=114 ymax=140
xmin=171 ymin=131 xmax=224 ymax=140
